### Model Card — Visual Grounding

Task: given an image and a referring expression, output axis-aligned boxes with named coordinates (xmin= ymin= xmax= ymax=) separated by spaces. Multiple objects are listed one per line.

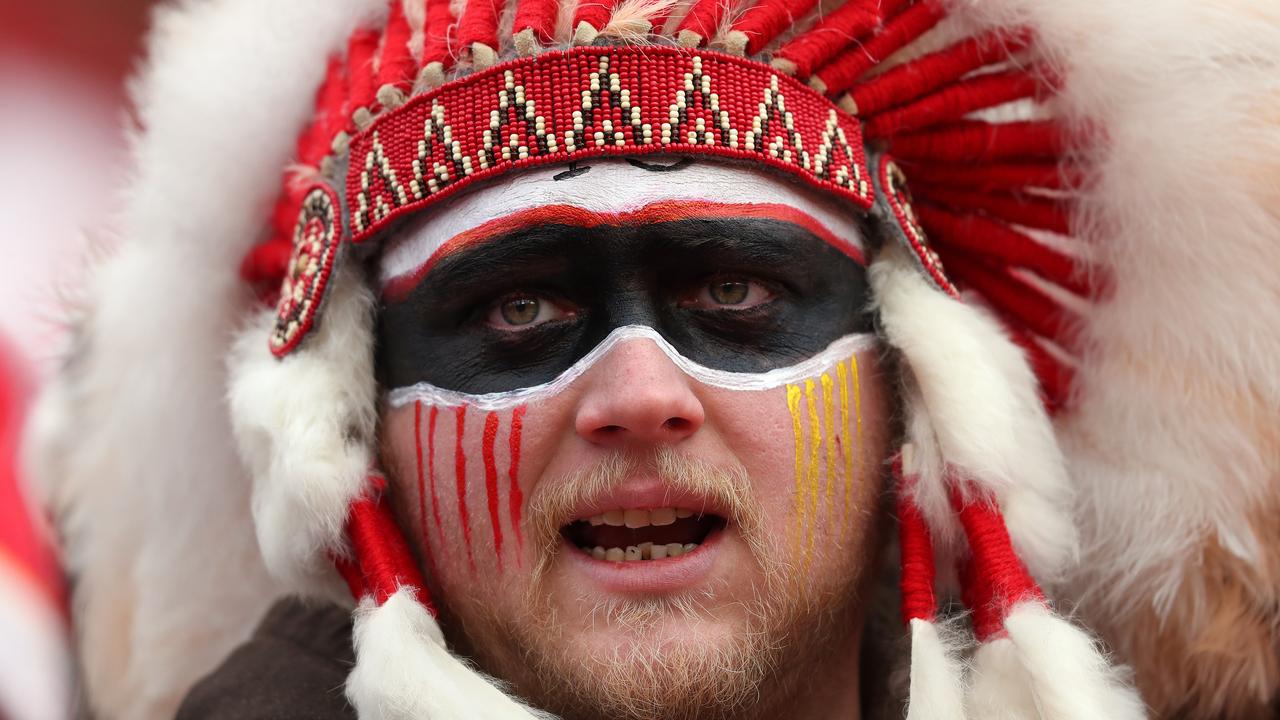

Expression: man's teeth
xmin=587 ymin=507 xmax=696 ymax=527
xmin=583 ymin=542 xmax=700 ymax=561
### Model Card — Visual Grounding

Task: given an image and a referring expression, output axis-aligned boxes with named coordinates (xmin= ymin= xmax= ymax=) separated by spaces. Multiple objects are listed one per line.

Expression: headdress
xmin=27 ymin=0 xmax=1280 ymax=718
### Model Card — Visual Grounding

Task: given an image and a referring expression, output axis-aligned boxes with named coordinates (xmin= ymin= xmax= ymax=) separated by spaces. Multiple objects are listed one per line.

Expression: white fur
xmin=871 ymin=244 xmax=1078 ymax=585
xmin=227 ymin=264 xmax=378 ymax=597
xmin=967 ymin=637 xmax=1039 ymax=720
xmin=21 ymin=1 xmax=382 ymax=717
xmin=1001 ymin=602 xmax=1146 ymax=720
xmin=906 ymin=618 xmax=968 ymax=720
xmin=347 ymin=589 xmax=558 ymax=719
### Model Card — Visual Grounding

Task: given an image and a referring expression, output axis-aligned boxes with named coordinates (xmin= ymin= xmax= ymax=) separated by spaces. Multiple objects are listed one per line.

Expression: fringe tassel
xmin=846 ymin=29 xmax=1032 ymax=116
xmin=863 ymin=70 xmax=1043 ymax=137
xmin=890 ymin=120 xmax=1065 ymax=163
xmin=771 ymin=0 xmax=880 ymax=77
xmin=810 ymin=1 xmax=945 ymax=95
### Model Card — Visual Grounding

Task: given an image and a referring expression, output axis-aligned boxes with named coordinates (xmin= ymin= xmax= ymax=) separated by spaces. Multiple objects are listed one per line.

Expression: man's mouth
xmin=561 ymin=507 xmax=727 ymax=562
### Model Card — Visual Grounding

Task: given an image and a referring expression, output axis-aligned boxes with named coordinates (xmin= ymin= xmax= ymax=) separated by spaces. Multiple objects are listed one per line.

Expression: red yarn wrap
xmin=938 ymin=251 xmax=1075 ymax=343
xmin=731 ymin=0 xmax=820 ymax=56
xmin=812 ymin=1 xmax=945 ymax=95
xmin=676 ymin=0 xmax=734 ymax=43
xmin=905 ymin=161 xmax=1072 ymax=192
xmin=422 ymin=0 xmax=456 ymax=66
xmin=514 ymin=0 xmax=561 ymax=43
xmin=376 ymin=0 xmax=417 ymax=96
xmin=347 ymin=27 xmax=382 ymax=115
xmin=457 ymin=0 xmax=502 ymax=56
xmin=915 ymin=203 xmax=1086 ymax=296
xmin=890 ymin=120 xmax=1065 ymax=163
xmin=847 ymin=29 xmax=1032 ymax=116
xmin=572 ymin=0 xmax=614 ymax=33
xmin=334 ymin=476 xmax=435 ymax=609
xmin=950 ymin=485 xmax=1044 ymax=640
xmin=1004 ymin=322 xmax=1074 ymax=414
xmin=772 ymin=0 xmax=881 ymax=78
xmin=863 ymin=70 xmax=1042 ymax=137
xmin=895 ymin=457 xmax=938 ymax=624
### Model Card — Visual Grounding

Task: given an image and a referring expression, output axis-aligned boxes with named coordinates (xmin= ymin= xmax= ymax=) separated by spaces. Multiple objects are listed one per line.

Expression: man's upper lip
xmin=569 ymin=478 xmax=728 ymax=522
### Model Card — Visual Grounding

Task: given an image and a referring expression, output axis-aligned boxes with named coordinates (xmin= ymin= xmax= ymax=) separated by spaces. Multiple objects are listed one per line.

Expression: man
xmin=25 ymin=0 xmax=1280 ymax=718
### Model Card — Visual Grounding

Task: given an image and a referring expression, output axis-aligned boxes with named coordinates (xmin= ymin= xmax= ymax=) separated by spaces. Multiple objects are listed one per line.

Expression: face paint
xmin=380 ymin=158 xmax=878 ymax=576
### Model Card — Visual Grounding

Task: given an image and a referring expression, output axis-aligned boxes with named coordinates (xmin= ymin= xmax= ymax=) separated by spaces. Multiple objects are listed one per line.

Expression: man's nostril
xmin=663 ymin=418 xmax=692 ymax=433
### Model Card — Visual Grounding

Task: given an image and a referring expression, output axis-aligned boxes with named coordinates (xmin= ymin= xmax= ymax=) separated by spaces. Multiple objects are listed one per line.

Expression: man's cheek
xmin=403 ymin=401 xmax=531 ymax=581
xmin=726 ymin=350 xmax=878 ymax=570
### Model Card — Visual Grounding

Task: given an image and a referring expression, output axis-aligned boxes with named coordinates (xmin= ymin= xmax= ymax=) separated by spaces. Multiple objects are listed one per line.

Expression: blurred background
xmin=0 ymin=0 xmax=158 ymax=717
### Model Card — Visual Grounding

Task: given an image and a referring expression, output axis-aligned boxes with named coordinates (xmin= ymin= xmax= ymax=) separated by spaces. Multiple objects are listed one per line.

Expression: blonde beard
xmin=444 ymin=448 xmax=874 ymax=720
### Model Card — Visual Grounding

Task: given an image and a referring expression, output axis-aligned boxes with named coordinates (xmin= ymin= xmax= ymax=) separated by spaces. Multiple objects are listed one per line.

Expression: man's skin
xmin=376 ymin=159 xmax=897 ymax=720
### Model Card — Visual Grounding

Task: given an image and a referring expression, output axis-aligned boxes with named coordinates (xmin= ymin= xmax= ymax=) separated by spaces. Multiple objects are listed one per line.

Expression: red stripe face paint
xmin=508 ymin=405 xmax=526 ymax=560
xmin=427 ymin=406 xmax=444 ymax=557
xmin=455 ymin=405 xmax=475 ymax=570
xmin=482 ymin=411 xmax=505 ymax=570
xmin=414 ymin=401 xmax=438 ymax=576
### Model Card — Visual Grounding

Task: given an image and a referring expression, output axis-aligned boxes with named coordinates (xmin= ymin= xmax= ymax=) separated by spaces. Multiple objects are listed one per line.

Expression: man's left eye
xmin=682 ymin=277 xmax=775 ymax=310
xmin=486 ymin=294 xmax=575 ymax=330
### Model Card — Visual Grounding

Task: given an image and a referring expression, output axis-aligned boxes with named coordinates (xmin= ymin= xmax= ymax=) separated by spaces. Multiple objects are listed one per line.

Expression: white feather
xmin=227 ymin=263 xmax=378 ymax=598
xmin=871 ymin=243 xmax=1078 ymax=586
xmin=905 ymin=618 xmax=969 ymax=720
xmin=967 ymin=637 xmax=1039 ymax=720
xmin=347 ymin=589 xmax=558 ymax=720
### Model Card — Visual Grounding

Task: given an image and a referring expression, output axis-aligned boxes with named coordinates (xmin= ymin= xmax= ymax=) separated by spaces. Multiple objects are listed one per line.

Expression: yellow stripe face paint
xmin=787 ymin=384 xmax=805 ymax=562
xmin=837 ymin=361 xmax=853 ymax=523
xmin=804 ymin=379 xmax=822 ymax=566
xmin=821 ymin=373 xmax=837 ymax=519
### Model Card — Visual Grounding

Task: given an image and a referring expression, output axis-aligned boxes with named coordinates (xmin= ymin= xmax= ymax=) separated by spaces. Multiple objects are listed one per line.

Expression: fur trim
xmin=347 ymin=589 xmax=557 ymax=719
xmin=228 ymin=263 xmax=378 ymax=596
xmin=22 ymin=0 xmax=384 ymax=716
xmin=1000 ymin=602 xmax=1146 ymax=720
xmin=905 ymin=618 xmax=968 ymax=720
xmin=967 ymin=637 xmax=1039 ymax=720
xmin=871 ymin=243 xmax=1078 ymax=585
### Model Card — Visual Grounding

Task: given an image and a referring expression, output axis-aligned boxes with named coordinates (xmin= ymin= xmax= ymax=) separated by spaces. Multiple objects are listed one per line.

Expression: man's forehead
xmin=377 ymin=157 xmax=868 ymax=287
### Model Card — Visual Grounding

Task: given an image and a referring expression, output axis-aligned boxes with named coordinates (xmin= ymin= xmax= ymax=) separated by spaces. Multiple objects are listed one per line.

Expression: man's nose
xmin=574 ymin=340 xmax=705 ymax=447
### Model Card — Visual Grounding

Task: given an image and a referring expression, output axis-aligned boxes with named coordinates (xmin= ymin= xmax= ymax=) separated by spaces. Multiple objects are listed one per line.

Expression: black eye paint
xmin=376 ymin=217 xmax=873 ymax=393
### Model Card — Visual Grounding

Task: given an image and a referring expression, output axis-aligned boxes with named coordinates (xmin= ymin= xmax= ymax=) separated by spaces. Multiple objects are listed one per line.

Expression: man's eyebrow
xmin=381 ymin=200 xmax=864 ymax=301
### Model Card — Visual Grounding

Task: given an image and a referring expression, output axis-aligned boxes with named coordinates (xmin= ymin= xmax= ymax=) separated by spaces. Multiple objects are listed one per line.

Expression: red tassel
xmin=950 ymin=487 xmax=1043 ymax=640
xmin=377 ymin=0 xmax=417 ymax=97
xmin=346 ymin=27 xmax=382 ymax=116
xmin=917 ymin=187 xmax=1072 ymax=237
xmin=863 ymin=70 xmax=1042 ymax=137
xmin=902 ymin=161 xmax=1072 ymax=192
xmin=1004 ymin=323 xmax=1074 ymax=414
xmin=572 ymin=0 xmax=614 ymax=35
xmin=422 ymin=0 xmax=456 ymax=66
xmin=772 ymin=0 xmax=881 ymax=78
xmin=457 ymin=0 xmax=502 ymax=59
xmin=811 ymin=1 xmax=946 ymax=95
xmin=514 ymin=0 xmax=561 ymax=44
xmin=890 ymin=120 xmax=1066 ymax=163
xmin=675 ymin=0 xmax=736 ymax=45
xmin=914 ymin=203 xmax=1089 ymax=299
xmin=730 ymin=0 xmax=820 ymax=56
xmin=337 ymin=476 xmax=435 ymax=609
xmin=896 ymin=466 xmax=938 ymax=624
xmin=847 ymin=29 xmax=1032 ymax=116
xmin=934 ymin=251 xmax=1075 ymax=344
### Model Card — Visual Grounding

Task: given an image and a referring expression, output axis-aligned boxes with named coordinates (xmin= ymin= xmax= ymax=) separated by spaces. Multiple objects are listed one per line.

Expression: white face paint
xmin=386 ymin=326 xmax=878 ymax=410
xmin=378 ymin=157 xmax=868 ymax=290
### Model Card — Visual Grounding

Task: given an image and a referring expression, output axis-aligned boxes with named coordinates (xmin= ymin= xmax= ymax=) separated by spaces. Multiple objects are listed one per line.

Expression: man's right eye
xmin=486 ymin=294 xmax=576 ymax=331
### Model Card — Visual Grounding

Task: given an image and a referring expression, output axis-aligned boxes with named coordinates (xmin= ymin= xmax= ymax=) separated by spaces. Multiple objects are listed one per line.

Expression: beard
xmin=440 ymin=448 xmax=875 ymax=720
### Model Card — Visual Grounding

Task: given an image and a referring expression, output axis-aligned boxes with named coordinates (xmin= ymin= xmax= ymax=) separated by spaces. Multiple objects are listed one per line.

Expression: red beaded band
xmin=345 ymin=45 xmax=873 ymax=244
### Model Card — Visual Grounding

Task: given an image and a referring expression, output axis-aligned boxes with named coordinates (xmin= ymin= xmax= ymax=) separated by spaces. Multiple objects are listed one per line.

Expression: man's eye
xmin=486 ymin=294 xmax=574 ymax=330
xmin=683 ymin=277 xmax=775 ymax=309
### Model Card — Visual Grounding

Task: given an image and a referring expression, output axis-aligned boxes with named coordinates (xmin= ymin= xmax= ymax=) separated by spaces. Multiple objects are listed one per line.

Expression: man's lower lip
xmin=561 ymin=526 xmax=724 ymax=593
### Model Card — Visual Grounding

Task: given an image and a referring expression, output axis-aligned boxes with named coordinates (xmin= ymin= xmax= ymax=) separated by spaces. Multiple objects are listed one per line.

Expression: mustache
xmin=525 ymin=447 xmax=769 ymax=582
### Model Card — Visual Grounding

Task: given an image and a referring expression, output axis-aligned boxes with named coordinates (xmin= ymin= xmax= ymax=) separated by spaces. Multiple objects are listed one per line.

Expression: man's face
xmin=376 ymin=159 xmax=894 ymax=720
